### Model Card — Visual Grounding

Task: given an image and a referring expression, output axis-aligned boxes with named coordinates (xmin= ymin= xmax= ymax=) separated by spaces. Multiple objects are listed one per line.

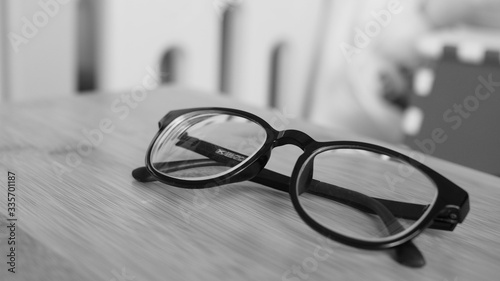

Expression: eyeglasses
xmin=132 ymin=107 xmax=470 ymax=268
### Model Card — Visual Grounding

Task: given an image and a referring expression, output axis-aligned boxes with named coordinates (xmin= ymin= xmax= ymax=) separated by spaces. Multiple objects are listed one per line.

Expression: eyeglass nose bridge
xmin=274 ymin=130 xmax=315 ymax=195
xmin=275 ymin=130 xmax=315 ymax=150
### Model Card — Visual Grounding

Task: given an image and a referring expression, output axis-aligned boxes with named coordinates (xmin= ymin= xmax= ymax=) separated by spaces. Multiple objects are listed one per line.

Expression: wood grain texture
xmin=0 ymin=86 xmax=499 ymax=281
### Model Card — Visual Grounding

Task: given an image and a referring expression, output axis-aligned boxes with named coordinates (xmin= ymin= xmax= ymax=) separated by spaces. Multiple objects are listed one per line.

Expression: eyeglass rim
xmin=145 ymin=107 xmax=279 ymax=188
xmin=288 ymin=142 xmax=457 ymax=249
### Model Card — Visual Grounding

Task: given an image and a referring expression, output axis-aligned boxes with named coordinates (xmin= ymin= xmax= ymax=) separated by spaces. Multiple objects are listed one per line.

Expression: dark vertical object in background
xmin=269 ymin=43 xmax=286 ymax=108
xmin=405 ymin=46 xmax=500 ymax=176
xmin=160 ymin=48 xmax=182 ymax=84
xmin=77 ymin=0 xmax=98 ymax=92
xmin=219 ymin=5 xmax=238 ymax=94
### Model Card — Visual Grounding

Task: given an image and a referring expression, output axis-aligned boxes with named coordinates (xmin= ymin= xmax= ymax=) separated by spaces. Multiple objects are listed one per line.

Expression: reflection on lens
xmin=150 ymin=111 xmax=267 ymax=180
xmin=297 ymin=148 xmax=437 ymax=241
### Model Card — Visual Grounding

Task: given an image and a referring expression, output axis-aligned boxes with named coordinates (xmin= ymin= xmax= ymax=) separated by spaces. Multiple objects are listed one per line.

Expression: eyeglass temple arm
xmin=174 ymin=134 xmax=456 ymax=231
xmin=150 ymin=135 xmax=401 ymax=230
xmin=132 ymin=158 xmax=424 ymax=267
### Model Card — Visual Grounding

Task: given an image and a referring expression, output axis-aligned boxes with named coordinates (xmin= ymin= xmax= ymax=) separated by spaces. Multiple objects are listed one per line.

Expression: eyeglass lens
xmin=297 ymin=148 xmax=437 ymax=241
xmin=150 ymin=111 xmax=267 ymax=180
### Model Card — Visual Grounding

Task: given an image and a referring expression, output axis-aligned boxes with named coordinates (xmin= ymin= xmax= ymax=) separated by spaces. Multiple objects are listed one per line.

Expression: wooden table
xmin=0 ymin=87 xmax=499 ymax=280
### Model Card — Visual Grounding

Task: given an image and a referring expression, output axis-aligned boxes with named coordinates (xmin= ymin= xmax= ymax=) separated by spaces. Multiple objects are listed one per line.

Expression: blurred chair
xmin=401 ymin=0 xmax=500 ymax=175
xmin=89 ymin=0 xmax=326 ymax=118
xmin=89 ymin=0 xmax=220 ymax=95
xmin=404 ymin=28 xmax=500 ymax=175
xmin=0 ymin=0 xmax=414 ymax=144
xmin=1 ymin=0 xmax=325 ymax=117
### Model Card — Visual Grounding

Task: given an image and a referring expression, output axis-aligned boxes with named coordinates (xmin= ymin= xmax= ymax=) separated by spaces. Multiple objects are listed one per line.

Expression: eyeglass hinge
xmin=431 ymin=206 xmax=460 ymax=231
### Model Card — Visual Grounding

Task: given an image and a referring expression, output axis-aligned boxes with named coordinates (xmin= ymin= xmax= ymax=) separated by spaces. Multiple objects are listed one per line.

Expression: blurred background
xmin=1 ymin=0 xmax=500 ymax=175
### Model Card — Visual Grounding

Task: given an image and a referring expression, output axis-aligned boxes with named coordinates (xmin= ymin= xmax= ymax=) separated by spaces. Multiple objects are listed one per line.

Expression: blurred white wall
xmin=0 ymin=0 xmax=77 ymax=102
xmin=0 ymin=0 xmax=7 ymax=101
xmin=309 ymin=0 xmax=411 ymax=142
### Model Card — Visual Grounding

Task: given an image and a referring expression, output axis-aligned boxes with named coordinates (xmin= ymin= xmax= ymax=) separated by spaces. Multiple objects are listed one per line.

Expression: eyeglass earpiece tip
xmin=132 ymin=166 xmax=157 ymax=182
xmin=393 ymin=241 xmax=426 ymax=268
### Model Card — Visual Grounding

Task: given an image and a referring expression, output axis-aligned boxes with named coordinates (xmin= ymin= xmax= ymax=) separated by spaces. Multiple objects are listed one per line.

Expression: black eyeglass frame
xmin=141 ymin=107 xmax=469 ymax=251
